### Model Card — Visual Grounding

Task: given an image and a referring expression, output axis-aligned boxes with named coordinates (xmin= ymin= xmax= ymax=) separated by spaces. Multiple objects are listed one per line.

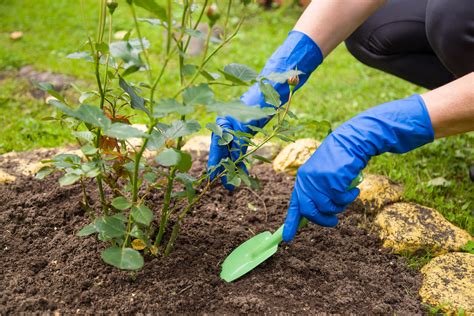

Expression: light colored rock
xmin=353 ymin=174 xmax=403 ymax=214
xmin=0 ymin=147 xmax=82 ymax=177
xmin=420 ymin=252 xmax=474 ymax=314
xmin=272 ymin=139 xmax=320 ymax=175
xmin=10 ymin=31 xmax=23 ymax=40
xmin=0 ymin=169 xmax=16 ymax=184
xmin=374 ymin=203 xmax=473 ymax=255
xmin=182 ymin=135 xmax=211 ymax=156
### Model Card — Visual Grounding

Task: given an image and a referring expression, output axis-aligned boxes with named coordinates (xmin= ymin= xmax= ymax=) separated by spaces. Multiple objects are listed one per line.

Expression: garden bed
xmin=1 ymin=156 xmax=423 ymax=314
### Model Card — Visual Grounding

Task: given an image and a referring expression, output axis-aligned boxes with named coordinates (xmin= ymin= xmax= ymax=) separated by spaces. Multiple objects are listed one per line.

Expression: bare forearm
xmin=421 ymin=72 xmax=474 ymax=138
xmin=294 ymin=0 xmax=386 ymax=56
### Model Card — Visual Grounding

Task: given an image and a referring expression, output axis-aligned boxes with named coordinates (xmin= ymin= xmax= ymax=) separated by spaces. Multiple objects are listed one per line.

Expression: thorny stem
xmin=91 ymin=0 xmax=109 ymax=215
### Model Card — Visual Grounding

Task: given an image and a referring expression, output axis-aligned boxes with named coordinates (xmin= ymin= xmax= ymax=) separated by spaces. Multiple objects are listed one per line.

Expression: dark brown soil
xmin=0 ymin=156 xmax=423 ymax=314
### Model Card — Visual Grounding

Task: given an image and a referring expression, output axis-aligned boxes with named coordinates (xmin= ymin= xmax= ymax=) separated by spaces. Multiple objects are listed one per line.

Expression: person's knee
xmin=345 ymin=28 xmax=381 ymax=68
xmin=426 ymin=0 xmax=474 ymax=77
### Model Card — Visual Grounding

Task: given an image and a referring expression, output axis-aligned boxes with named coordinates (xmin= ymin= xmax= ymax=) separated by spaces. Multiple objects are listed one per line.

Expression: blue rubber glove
xmin=282 ymin=94 xmax=435 ymax=241
xmin=208 ymin=30 xmax=324 ymax=190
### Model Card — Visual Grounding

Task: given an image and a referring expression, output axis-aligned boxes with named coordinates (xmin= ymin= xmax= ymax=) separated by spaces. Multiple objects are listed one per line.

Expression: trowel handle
xmin=293 ymin=172 xmax=364 ymax=232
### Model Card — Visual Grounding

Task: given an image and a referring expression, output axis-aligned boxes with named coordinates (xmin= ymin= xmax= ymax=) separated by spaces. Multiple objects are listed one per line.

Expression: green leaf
xmin=217 ymin=132 xmax=233 ymax=146
xmin=183 ymin=64 xmax=198 ymax=76
xmin=220 ymin=63 xmax=257 ymax=84
xmin=165 ymin=120 xmax=201 ymax=139
xmin=206 ymin=100 xmax=272 ymax=122
xmin=81 ymin=144 xmax=98 ymax=155
xmin=77 ymin=223 xmax=97 ymax=236
xmin=35 ymin=166 xmax=54 ymax=179
xmin=111 ymin=197 xmax=132 ymax=211
xmin=110 ymin=39 xmax=148 ymax=70
xmin=206 ymin=122 xmax=222 ymax=137
xmin=131 ymin=204 xmax=153 ymax=226
xmin=95 ymin=216 xmax=126 ymax=238
xmin=50 ymin=101 xmax=111 ymax=129
xmin=133 ymin=0 xmax=167 ymax=20
xmin=200 ymin=69 xmax=220 ymax=81
xmin=119 ymin=76 xmax=149 ymax=115
xmin=252 ymin=154 xmax=272 ymax=163
xmin=259 ymin=82 xmax=281 ymax=107
xmin=147 ymin=129 xmax=166 ymax=150
xmin=101 ymin=247 xmax=144 ymax=270
xmin=182 ymin=84 xmax=214 ymax=106
xmin=153 ymin=99 xmax=193 ymax=117
xmin=73 ymin=131 xmax=95 ymax=143
xmin=104 ymin=123 xmax=149 ymax=140
xmin=265 ymin=70 xmax=304 ymax=83
xmin=156 ymin=148 xmax=192 ymax=172
xmin=59 ymin=173 xmax=81 ymax=186
xmin=75 ymin=104 xmax=111 ymax=129
xmin=67 ymin=51 xmax=93 ymax=62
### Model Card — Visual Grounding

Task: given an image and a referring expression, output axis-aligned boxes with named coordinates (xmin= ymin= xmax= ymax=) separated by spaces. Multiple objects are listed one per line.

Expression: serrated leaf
xmin=220 ymin=63 xmax=257 ymax=84
xmin=259 ymin=81 xmax=281 ymax=107
xmin=217 ymin=132 xmax=233 ymax=146
xmin=147 ymin=129 xmax=166 ymax=150
xmin=206 ymin=100 xmax=272 ymax=122
xmin=110 ymin=39 xmax=148 ymax=70
xmin=264 ymin=70 xmax=304 ymax=83
xmin=119 ymin=76 xmax=149 ymax=115
xmin=77 ymin=223 xmax=97 ymax=236
xmin=111 ymin=196 xmax=132 ymax=210
xmin=164 ymin=120 xmax=201 ymax=139
xmin=49 ymin=101 xmax=111 ymax=129
xmin=104 ymin=123 xmax=149 ymax=140
xmin=95 ymin=216 xmax=126 ymax=238
xmin=182 ymin=84 xmax=214 ymax=106
xmin=133 ymin=0 xmax=167 ymax=20
xmin=59 ymin=173 xmax=81 ymax=186
xmin=156 ymin=148 xmax=192 ymax=172
xmin=206 ymin=122 xmax=222 ymax=137
xmin=131 ymin=204 xmax=153 ymax=226
xmin=73 ymin=131 xmax=95 ymax=143
xmin=101 ymin=247 xmax=144 ymax=270
xmin=183 ymin=64 xmax=198 ymax=76
xmin=200 ymin=69 xmax=220 ymax=81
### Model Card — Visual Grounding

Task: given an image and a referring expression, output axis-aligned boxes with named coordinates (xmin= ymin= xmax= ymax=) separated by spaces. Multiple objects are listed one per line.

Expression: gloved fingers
xmin=221 ymin=174 xmax=236 ymax=191
xmin=299 ymin=193 xmax=339 ymax=227
xmin=208 ymin=133 xmax=231 ymax=180
xmin=331 ymin=187 xmax=360 ymax=205
xmin=282 ymin=191 xmax=301 ymax=242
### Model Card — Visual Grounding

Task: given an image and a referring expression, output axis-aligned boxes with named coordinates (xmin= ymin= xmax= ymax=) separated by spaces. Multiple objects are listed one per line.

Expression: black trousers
xmin=345 ymin=0 xmax=474 ymax=89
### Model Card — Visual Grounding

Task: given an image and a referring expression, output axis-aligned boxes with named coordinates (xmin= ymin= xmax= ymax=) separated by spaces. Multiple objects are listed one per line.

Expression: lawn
xmin=0 ymin=0 xmax=472 ymax=235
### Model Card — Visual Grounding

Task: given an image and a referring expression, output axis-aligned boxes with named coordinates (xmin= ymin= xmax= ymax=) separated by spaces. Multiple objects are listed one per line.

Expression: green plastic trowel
xmin=220 ymin=174 xmax=363 ymax=282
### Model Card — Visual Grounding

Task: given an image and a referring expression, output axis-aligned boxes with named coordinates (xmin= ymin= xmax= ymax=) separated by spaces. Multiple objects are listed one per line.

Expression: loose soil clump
xmin=0 ymin=157 xmax=423 ymax=314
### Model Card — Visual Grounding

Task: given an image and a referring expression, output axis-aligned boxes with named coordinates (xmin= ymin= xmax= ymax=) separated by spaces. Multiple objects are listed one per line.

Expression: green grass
xmin=0 ymin=1 xmax=472 ymax=236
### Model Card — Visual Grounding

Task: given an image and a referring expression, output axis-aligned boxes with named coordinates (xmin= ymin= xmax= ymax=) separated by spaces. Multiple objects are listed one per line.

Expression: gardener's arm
xmin=282 ymin=73 xmax=474 ymax=241
xmin=423 ymin=72 xmax=474 ymax=138
xmin=294 ymin=0 xmax=386 ymax=56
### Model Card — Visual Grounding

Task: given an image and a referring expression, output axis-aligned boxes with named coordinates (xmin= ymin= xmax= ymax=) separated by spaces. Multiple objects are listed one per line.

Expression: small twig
xmin=178 ymin=284 xmax=193 ymax=294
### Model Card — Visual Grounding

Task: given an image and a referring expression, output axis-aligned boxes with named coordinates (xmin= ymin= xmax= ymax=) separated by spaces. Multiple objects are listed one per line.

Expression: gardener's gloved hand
xmin=282 ymin=95 xmax=435 ymax=241
xmin=208 ymin=30 xmax=323 ymax=190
